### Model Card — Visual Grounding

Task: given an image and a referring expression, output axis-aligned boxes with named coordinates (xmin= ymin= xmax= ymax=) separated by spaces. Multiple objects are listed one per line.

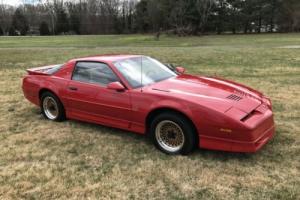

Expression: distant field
xmin=0 ymin=34 xmax=299 ymax=199
xmin=1 ymin=33 xmax=300 ymax=48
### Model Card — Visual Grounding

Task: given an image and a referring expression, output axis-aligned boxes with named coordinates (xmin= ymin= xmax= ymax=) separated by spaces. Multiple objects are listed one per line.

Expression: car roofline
xmin=69 ymin=54 xmax=142 ymax=63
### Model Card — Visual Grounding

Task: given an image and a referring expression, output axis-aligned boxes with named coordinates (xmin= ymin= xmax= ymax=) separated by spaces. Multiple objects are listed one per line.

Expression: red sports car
xmin=22 ymin=55 xmax=275 ymax=154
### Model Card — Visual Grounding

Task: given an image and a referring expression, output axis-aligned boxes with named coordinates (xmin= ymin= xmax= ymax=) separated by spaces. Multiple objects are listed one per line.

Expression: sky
xmin=2 ymin=0 xmax=22 ymax=5
xmin=1 ymin=0 xmax=77 ymax=6
xmin=2 ymin=0 xmax=40 ymax=6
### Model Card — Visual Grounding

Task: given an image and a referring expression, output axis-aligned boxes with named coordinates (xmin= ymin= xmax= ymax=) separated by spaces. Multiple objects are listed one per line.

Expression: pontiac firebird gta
xmin=22 ymin=55 xmax=275 ymax=154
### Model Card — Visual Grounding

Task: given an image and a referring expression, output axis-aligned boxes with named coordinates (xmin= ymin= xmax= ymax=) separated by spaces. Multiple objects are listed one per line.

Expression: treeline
xmin=0 ymin=0 xmax=299 ymax=36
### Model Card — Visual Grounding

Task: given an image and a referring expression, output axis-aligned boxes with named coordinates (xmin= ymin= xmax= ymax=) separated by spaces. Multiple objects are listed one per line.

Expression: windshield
xmin=114 ymin=56 xmax=177 ymax=88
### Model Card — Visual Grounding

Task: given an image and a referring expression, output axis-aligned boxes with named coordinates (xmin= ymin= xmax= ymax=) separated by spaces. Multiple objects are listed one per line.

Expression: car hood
xmin=149 ymin=74 xmax=263 ymax=114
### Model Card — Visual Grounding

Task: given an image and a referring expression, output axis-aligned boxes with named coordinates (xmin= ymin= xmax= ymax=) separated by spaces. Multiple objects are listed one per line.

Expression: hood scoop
xmin=226 ymin=94 xmax=243 ymax=101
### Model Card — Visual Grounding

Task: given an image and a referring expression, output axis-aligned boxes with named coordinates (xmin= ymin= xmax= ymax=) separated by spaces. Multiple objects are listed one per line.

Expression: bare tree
xmin=280 ymin=0 xmax=300 ymax=32
xmin=196 ymin=0 xmax=216 ymax=33
xmin=0 ymin=4 xmax=14 ymax=35
xmin=41 ymin=0 xmax=56 ymax=34
xmin=169 ymin=0 xmax=187 ymax=35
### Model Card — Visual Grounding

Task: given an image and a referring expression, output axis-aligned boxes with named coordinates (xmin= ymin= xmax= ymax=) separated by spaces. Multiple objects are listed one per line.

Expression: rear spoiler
xmin=26 ymin=64 xmax=62 ymax=75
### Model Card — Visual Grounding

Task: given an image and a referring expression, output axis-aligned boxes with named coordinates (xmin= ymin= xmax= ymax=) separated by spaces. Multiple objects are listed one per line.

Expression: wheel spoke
xmin=155 ymin=120 xmax=185 ymax=153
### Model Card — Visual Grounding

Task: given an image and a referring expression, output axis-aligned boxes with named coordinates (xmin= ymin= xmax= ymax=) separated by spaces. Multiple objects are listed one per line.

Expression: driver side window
xmin=72 ymin=62 xmax=119 ymax=86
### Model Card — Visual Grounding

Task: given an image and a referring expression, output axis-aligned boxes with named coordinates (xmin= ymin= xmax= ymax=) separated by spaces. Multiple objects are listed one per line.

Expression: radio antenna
xmin=140 ymin=56 xmax=143 ymax=92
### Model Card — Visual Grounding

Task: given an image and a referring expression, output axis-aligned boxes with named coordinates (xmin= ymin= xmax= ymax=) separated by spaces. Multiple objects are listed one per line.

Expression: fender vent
xmin=227 ymin=94 xmax=243 ymax=101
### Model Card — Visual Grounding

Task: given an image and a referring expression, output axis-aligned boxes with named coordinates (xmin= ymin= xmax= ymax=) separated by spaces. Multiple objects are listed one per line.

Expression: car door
xmin=65 ymin=61 xmax=132 ymax=129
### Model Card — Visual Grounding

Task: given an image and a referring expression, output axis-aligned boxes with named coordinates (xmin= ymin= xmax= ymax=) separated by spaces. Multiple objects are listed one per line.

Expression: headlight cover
xmin=225 ymin=107 xmax=248 ymax=121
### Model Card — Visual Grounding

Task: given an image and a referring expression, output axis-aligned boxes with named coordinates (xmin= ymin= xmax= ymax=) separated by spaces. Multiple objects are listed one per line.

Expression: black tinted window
xmin=72 ymin=62 xmax=118 ymax=86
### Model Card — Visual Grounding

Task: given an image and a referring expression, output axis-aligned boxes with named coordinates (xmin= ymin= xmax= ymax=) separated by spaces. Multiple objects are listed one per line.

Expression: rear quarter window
xmin=45 ymin=64 xmax=63 ymax=74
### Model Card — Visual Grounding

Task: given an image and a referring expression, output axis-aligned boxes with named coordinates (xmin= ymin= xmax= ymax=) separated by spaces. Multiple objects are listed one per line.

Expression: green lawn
xmin=0 ymin=34 xmax=299 ymax=199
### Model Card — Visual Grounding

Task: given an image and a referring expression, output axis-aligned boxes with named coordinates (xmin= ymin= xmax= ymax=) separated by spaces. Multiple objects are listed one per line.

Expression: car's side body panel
xmin=65 ymin=80 xmax=132 ymax=130
xmin=22 ymin=55 xmax=275 ymax=153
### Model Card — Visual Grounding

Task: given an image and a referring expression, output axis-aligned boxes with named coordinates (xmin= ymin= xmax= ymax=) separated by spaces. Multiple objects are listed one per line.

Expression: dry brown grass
xmin=0 ymin=34 xmax=299 ymax=199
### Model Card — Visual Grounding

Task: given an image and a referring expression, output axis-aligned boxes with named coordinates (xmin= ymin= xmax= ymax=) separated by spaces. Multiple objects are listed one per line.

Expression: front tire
xmin=41 ymin=92 xmax=65 ymax=122
xmin=150 ymin=112 xmax=197 ymax=155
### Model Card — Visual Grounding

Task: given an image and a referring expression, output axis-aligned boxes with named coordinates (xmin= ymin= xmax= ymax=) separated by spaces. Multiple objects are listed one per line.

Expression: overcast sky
xmin=3 ymin=0 xmax=18 ymax=5
xmin=1 ymin=0 xmax=42 ymax=6
xmin=1 ymin=0 xmax=77 ymax=6
xmin=2 ymin=0 xmax=22 ymax=5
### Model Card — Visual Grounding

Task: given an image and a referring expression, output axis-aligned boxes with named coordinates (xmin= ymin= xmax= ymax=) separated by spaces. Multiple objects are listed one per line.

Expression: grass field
xmin=0 ymin=34 xmax=299 ymax=199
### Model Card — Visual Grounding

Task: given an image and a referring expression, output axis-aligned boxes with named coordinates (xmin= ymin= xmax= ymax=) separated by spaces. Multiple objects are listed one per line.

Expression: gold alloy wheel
xmin=155 ymin=120 xmax=185 ymax=153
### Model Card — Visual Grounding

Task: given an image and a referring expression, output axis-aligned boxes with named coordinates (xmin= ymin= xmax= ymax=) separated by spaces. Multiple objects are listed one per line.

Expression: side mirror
xmin=107 ymin=81 xmax=125 ymax=91
xmin=175 ymin=66 xmax=185 ymax=74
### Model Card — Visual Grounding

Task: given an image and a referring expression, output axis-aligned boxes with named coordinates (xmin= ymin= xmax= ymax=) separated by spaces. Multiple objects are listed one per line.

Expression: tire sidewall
xmin=150 ymin=112 xmax=196 ymax=155
xmin=41 ymin=92 xmax=65 ymax=122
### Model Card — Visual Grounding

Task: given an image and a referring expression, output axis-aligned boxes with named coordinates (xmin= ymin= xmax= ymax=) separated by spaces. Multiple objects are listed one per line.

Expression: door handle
xmin=68 ymin=86 xmax=78 ymax=91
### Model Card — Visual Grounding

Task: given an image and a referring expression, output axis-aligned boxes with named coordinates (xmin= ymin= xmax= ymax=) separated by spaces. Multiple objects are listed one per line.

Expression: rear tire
xmin=41 ymin=91 xmax=66 ymax=122
xmin=150 ymin=112 xmax=197 ymax=155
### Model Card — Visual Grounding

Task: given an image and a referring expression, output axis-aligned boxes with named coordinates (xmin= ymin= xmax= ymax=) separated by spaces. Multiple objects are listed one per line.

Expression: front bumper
xmin=199 ymin=125 xmax=275 ymax=152
xmin=231 ymin=124 xmax=275 ymax=152
xmin=199 ymin=104 xmax=275 ymax=153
